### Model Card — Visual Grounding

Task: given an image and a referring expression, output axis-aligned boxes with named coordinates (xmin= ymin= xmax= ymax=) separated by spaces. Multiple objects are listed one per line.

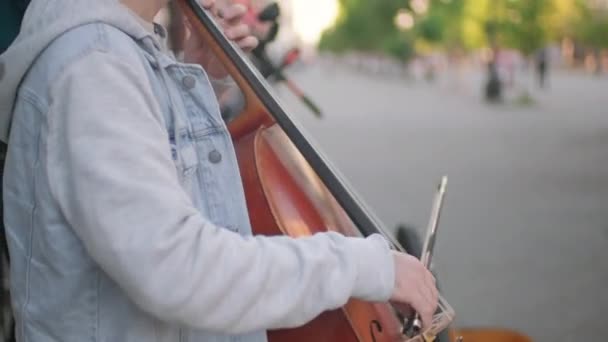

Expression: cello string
xmin=183 ymin=4 xmax=460 ymax=337
xmin=185 ymin=1 xmax=409 ymax=254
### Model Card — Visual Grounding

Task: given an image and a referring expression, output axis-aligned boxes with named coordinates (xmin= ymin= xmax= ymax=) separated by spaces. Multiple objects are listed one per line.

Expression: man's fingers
xmin=423 ymin=271 xmax=439 ymax=307
xmin=421 ymin=272 xmax=435 ymax=301
xmin=410 ymin=295 xmax=433 ymax=329
xmin=199 ymin=0 xmax=221 ymax=18
xmin=422 ymin=311 xmax=434 ymax=330
xmin=412 ymin=274 xmax=438 ymax=330
xmin=410 ymin=266 xmax=435 ymax=312
xmin=213 ymin=3 xmax=254 ymax=51
xmin=392 ymin=302 xmax=414 ymax=318
xmin=237 ymin=36 xmax=258 ymax=51
xmin=199 ymin=0 xmax=215 ymax=10
xmin=390 ymin=252 xmax=440 ymax=332
xmin=226 ymin=23 xmax=251 ymax=40
xmin=415 ymin=282 xmax=435 ymax=318
xmin=221 ymin=4 xmax=248 ymax=25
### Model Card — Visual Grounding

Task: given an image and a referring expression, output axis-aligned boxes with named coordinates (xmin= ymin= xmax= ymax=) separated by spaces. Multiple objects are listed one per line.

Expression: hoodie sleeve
xmin=45 ymin=49 xmax=395 ymax=334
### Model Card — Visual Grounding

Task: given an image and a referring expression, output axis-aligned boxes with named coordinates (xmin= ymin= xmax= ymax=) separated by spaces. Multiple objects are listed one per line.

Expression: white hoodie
xmin=0 ymin=0 xmax=395 ymax=340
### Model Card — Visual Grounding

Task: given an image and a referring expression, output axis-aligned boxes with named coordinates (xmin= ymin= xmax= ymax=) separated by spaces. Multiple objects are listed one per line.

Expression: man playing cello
xmin=0 ymin=0 xmax=438 ymax=341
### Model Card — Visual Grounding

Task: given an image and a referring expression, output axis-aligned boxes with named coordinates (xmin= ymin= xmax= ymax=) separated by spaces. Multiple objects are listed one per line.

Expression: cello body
xmin=234 ymin=125 xmax=402 ymax=342
xmin=175 ymin=0 xmax=456 ymax=340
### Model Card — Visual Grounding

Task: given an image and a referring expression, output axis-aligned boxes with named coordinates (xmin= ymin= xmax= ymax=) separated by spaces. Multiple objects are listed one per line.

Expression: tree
xmin=575 ymin=1 xmax=608 ymax=49
xmin=319 ymin=0 xmax=415 ymax=60
xmin=318 ymin=0 xmax=606 ymax=68
xmin=413 ymin=0 xmax=467 ymax=52
xmin=505 ymin=0 xmax=555 ymax=56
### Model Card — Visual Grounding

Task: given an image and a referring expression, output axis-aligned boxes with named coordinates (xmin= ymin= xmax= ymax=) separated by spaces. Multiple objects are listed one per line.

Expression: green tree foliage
xmin=414 ymin=0 xmax=466 ymax=50
xmin=574 ymin=1 xmax=608 ymax=49
xmin=499 ymin=0 xmax=553 ymax=56
xmin=419 ymin=0 xmax=553 ymax=56
xmin=545 ymin=0 xmax=583 ymax=39
xmin=319 ymin=0 xmax=607 ymax=59
xmin=319 ymin=0 xmax=415 ymax=59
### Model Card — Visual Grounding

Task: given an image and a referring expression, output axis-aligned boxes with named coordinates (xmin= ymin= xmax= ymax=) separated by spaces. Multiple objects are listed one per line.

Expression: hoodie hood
xmin=0 ymin=0 xmax=155 ymax=143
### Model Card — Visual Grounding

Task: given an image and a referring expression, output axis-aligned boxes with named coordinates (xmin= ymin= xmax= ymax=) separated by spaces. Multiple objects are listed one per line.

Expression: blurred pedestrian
xmin=536 ymin=47 xmax=549 ymax=88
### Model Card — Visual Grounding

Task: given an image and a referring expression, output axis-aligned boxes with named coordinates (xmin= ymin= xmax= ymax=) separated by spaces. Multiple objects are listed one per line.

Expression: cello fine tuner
xmin=421 ymin=333 xmax=436 ymax=342
xmin=403 ymin=294 xmax=455 ymax=342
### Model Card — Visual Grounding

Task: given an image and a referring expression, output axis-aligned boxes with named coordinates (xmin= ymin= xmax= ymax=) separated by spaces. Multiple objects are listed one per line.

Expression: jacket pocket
xmin=170 ymin=137 xmax=199 ymax=193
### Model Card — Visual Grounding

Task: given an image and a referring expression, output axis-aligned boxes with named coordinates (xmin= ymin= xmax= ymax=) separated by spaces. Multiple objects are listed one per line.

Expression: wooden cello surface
xmin=174 ymin=1 xmax=502 ymax=341
xmin=450 ymin=329 xmax=533 ymax=342
xmin=234 ymin=125 xmax=402 ymax=342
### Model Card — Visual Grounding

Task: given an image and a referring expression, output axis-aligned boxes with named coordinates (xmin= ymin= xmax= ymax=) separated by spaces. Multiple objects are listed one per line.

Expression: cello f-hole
xmin=369 ymin=320 xmax=383 ymax=342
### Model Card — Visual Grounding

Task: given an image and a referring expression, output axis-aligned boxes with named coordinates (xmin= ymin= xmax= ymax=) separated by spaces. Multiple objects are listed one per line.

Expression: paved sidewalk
xmin=275 ymin=60 xmax=608 ymax=341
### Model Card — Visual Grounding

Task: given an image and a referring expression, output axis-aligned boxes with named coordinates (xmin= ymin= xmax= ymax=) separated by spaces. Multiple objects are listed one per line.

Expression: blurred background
xmin=239 ymin=0 xmax=608 ymax=341
xmin=1 ymin=0 xmax=607 ymax=341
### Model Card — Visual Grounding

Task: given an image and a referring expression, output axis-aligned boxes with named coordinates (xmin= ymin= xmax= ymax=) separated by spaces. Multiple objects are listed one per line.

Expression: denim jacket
xmin=0 ymin=1 xmax=394 ymax=341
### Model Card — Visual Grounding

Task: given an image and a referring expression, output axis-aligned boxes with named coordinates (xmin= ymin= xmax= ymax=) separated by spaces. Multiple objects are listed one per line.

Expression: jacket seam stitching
xmin=42 ymin=44 xmax=105 ymax=342
xmin=17 ymin=88 xmax=47 ymax=114
xmin=19 ymin=112 xmax=42 ymax=342
xmin=93 ymin=20 xmax=105 ymax=342
xmin=45 ymin=23 xmax=109 ymax=99
xmin=95 ymin=270 xmax=100 ymax=342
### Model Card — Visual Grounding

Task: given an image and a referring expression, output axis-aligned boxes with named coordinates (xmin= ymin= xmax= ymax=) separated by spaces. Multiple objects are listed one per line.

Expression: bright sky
xmin=288 ymin=0 xmax=339 ymax=44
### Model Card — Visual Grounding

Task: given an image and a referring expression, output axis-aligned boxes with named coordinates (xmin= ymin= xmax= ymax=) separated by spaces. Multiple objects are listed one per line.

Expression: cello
xmin=175 ymin=0 xmax=454 ymax=341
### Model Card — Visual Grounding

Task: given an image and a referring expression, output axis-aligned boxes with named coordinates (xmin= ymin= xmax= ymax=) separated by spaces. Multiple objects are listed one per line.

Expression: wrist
xmin=348 ymin=234 xmax=395 ymax=301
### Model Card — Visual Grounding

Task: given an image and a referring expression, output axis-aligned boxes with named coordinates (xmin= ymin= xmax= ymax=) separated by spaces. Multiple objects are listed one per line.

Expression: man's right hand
xmin=390 ymin=251 xmax=439 ymax=330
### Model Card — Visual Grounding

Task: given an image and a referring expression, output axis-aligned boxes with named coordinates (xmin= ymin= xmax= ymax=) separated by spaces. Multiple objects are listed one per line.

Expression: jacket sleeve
xmin=46 ymin=49 xmax=395 ymax=334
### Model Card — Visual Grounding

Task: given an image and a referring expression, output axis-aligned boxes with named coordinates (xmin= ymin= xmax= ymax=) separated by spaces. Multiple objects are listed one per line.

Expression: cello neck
xmin=177 ymin=0 xmax=402 ymax=248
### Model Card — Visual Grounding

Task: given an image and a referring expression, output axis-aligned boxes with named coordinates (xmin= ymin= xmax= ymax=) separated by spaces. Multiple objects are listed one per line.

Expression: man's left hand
xmin=183 ymin=0 xmax=259 ymax=79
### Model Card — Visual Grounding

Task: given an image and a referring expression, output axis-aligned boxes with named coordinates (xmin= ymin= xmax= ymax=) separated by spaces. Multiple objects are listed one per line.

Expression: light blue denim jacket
xmin=0 ymin=1 xmax=394 ymax=341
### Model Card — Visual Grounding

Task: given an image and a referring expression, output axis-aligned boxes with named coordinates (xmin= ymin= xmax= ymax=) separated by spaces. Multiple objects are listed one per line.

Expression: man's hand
xmin=183 ymin=0 xmax=259 ymax=79
xmin=390 ymin=251 xmax=439 ymax=330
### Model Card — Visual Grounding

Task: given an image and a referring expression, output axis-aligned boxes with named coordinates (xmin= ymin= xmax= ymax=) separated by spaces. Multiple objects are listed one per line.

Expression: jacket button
xmin=182 ymin=75 xmax=196 ymax=89
xmin=0 ymin=61 xmax=5 ymax=81
xmin=208 ymin=150 xmax=222 ymax=164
